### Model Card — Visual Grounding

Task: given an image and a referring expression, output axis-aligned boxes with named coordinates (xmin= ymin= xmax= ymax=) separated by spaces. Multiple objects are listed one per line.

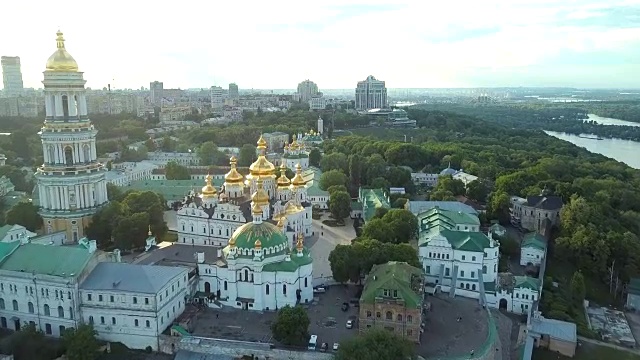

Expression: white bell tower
xmin=35 ymin=31 xmax=108 ymax=243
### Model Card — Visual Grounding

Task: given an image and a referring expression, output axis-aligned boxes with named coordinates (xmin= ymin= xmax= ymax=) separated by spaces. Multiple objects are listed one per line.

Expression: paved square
xmin=192 ymin=307 xmax=275 ymax=343
xmin=306 ymin=285 xmax=360 ymax=349
xmin=420 ymin=294 xmax=490 ymax=357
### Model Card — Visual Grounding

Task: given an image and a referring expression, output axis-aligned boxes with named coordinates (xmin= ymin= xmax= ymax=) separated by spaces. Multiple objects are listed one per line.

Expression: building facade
xmin=296 ymin=80 xmax=320 ymax=102
xmin=355 ymin=75 xmax=387 ymax=111
xmin=359 ymin=262 xmax=423 ymax=343
xmin=1 ymin=56 xmax=24 ymax=97
xmin=520 ymin=233 xmax=546 ymax=267
xmin=79 ymin=262 xmax=189 ymax=350
xmin=228 ymin=83 xmax=239 ymax=99
xmin=511 ymin=195 xmax=563 ymax=233
xmin=150 ymin=81 xmax=163 ymax=107
xmin=35 ymin=31 xmax=109 ymax=243
xmin=210 ymin=86 xmax=224 ymax=110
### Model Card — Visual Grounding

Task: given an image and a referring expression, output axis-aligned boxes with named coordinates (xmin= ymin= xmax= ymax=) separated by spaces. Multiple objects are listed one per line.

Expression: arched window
xmin=12 ymin=300 xmax=18 ymax=311
xmin=62 ymin=95 xmax=69 ymax=117
xmin=482 ymin=265 xmax=487 ymax=274
xmin=58 ymin=306 xmax=65 ymax=318
xmin=397 ymin=314 xmax=403 ymax=322
xmin=385 ymin=311 xmax=392 ymax=320
xmin=74 ymin=95 xmax=79 ymax=115
xmin=69 ymin=307 xmax=74 ymax=319
xmin=44 ymin=304 xmax=50 ymax=316
xmin=266 ymin=284 xmax=270 ymax=295
xmin=48 ymin=146 xmax=56 ymax=164
xmin=283 ymin=284 xmax=287 ymax=295
xmin=146 ymin=320 xmax=150 ymax=327
xmin=244 ymin=269 xmax=249 ymax=281
xmin=407 ymin=315 xmax=413 ymax=323
xmin=89 ymin=316 xmax=94 ymax=324
xmin=304 ymin=278 xmax=308 ymax=287
xmin=134 ymin=319 xmax=139 ymax=327
xmin=472 ymin=284 xmax=477 ymax=291
xmin=0 ymin=298 xmax=4 ymax=309
xmin=82 ymin=144 xmax=90 ymax=162
xmin=64 ymin=147 xmax=73 ymax=166
xmin=28 ymin=302 xmax=34 ymax=313
xmin=223 ymin=281 xmax=227 ymax=291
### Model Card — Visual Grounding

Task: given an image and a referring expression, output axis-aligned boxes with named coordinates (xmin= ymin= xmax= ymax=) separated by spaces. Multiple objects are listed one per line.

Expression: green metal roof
xmin=359 ymin=188 xmax=390 ymax=222
xmin=360 ymin=261 xmax=423 ymax=309
xmin=229 ymin=222 xmax=289 ymax=258
xmin=262 ymin=249 xmax=313 ymax=272
xmin=420 ymin=229 xmax=491 ymax=252
xmin=490 ymin=223 xmax=506 ymax=232
xmin=514 ymin=276 xmax=540 ymax=291
xmin=0 ymin=243 xmax=93 ymax=277
xmin=351 ymin=201 xmax=363 ymax=211
xmin=123 ymin=179 xmax=224 ymax=201
xmin=522 ymin=233 xmax=547 ymax=251
xmin=417 ymin=207 xmax=480 ymax=230
xmin=0 ymin=241 xmax=20 ymax=263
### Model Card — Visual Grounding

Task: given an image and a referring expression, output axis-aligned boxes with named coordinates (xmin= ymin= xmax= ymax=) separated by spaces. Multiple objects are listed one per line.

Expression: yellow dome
xmin=254 ymin=239 xmax=262 ymax=249
xmin=277 ymin=163 xmax=290 ymax=188
xmin=249 ymin=156 xmax=276 ymax=177
xmin=251 ymin=201 xmax=263 ymax=215
xmin=276 ymin=216 xmax=286 ymax=228
xmin=224 ymin=156 xmax=244 ymax=184
xmin=201 ymin=174 xmax=217 ymax=197
xmin=229 ymin=237 xmax=237 ymax=246
xmin=252 ymin=177 xmax=270 ymax=206
xmin=257 ymin=135 xmax=268 ymax=150
xmin=290 ymin=163 xmax=307 ymax=187
xmin=45 ymin=31 xmax=79 ymax=72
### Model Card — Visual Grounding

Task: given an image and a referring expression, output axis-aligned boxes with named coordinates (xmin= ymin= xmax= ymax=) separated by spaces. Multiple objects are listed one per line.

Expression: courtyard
xmin=420 ymin=294 xmax=492 ymax=357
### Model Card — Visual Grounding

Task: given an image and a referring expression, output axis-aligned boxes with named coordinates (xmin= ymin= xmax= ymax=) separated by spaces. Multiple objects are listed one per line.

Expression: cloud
xmin=1 ymin=0 xmax=639 ymax=89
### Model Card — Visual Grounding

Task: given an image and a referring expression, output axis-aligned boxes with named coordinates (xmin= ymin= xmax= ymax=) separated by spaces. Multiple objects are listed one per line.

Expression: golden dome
xmin=45 ymin=31 xmax=79 ymax=72
xmin=229 ymin=237 xmax=237 ymax=247
xmin=276 ymin=216 xmax=286 ymax=228
xmin=277 ymin=163 xmax=291 ymax=188
xmin=254 ymin=239 xmax=262 ymax=249
xmin=290 ymin=163 xmax=306 ymax=187
xmin=251 ymin=201 xmax=263 ymax=215
xmin=257 ymin=135 xmax=268 ymax=150
xmin=224 ymin=156 xmax=244 ymax=184
xmin=251 ymin=177 xmax=270 ymax=206
xmin=201 ymin=174 xmax=217 ymax=197
xmin=249 ymin=155 xmax=276 ymax=177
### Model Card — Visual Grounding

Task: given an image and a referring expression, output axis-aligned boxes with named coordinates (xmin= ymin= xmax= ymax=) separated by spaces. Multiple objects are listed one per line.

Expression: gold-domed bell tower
xmin=246 ymin=135 xmax=277 ymax=198
xmin=201 ymin=174 xmax=218 ymax=207
xmin=289 ymin=163 xmax=308 ymax=204
xmin=251 ymin=177 xmax=271 ymax=219
xmin=276 ymin=163 xmax=291 ymax=201
xmin=36 ymin=31 xmax=108 ymax=244
xmin=296 ymin=232 xmax=305 ymax=257
xmin=223 ymin=156 xmax=244 ymax=199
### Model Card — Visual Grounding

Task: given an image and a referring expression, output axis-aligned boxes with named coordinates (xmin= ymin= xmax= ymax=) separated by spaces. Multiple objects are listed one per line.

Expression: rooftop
xmin=407 ymin=200 xmax=478 ymax=216
xmin=360 ymin=188 xmax=390 ymax=222
xmin=80 ymin=262 xmax=186 ymax=294
xmin=134 ymin=242 xmax=221 ymax=267
xmin=530 ymin=316 xmax=577 ymax=343
xmin=418 ymin=206 xmax=480 ymax=231
xmin=525 ymin=195 xmax=563 ymax=210
xmin=361 ymin=261 xmax=423 ymax=309
xmin=0 ymin=242 xmax=93 ymax=277
xmin=123 ymin=179 xmax=224 ymax=201
xmin=522 ymin=232 xmax=547 ymax=251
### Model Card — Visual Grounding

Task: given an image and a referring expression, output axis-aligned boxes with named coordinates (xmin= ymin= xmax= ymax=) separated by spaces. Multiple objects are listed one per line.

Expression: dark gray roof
xmin=174 ymin=351 xmax=235 ymax=360
xmin=80 ymin=262 xmax=186 ymax=294
xmin=526 ymin=196 xmax=563 ymax=210
xmin=135 ymin=243 xmax=221 ymax=267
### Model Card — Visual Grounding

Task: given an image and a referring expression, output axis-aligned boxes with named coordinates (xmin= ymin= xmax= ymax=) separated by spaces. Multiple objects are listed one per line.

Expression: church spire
xmin=56 ymin=30 xmax=66 ymax=49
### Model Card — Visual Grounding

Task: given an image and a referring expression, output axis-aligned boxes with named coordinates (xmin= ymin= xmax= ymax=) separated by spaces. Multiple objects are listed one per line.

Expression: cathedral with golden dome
xmin=175 ymin=135 xmax=314 ymax=249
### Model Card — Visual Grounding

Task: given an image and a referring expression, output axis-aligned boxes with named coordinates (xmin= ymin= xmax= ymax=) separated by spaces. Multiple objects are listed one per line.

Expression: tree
xmin=309 ymin=148 xmax=322 ymax=167
xmin=165 ymin=161 xmax=190 ymax=180
xmin=488 ymin=190 xmax=511 ymax=224
xmin=327 ymin=184 xmax=348 ymax=196
xmin=6 ymin=202 xmax=42 ymax=231
xmin=349 ymin=154 xmax=363 ymax=186
xmin=336 ymin=328 xmax=415 ymax=360
xmin=85 ymin=201 xmax=127 ymax=247
xmin=329 ymin=190 xmax=351 ymax=223
xmin=384 ymin=209 xmax=419 ymax=243
xmin=361 ymin=218 xmax=393 ymax=243
xmin=62 ymin=324 xmax=99 ymax=360
xmin=238 ymin=144 xmax=257 ymax=167
xmin=197 ymin=141 xmax=219 ymax=166
xmin=113 ymin=212 xmax=149 ymax=250
xmin=271 ymin=305 xmax=310 ymax=346
xmin=435 ymin=175 xmax=466 ymax=196
xmin=144 ymin=138 xmax=156 ymax=151
xmin=570 ymin=271 xmax=586 ymax=304
xmin=328 ymin=244 xmax=353 ymax=283
xmin=466 ymin=179 xmax=489 ymax=202
xmin=160 ymin=135 xmax=176 ymax=151
xmin=319 ymin=169 xmax=348 ymax=191
xmin=106 ymin=183 xmax=122 ymax=201
xmin=0 ymin=323 xmax=61 ymax=360
xmin=320 ymin=152 xmax=348 ymax=173
xmin=106 ymin=160 xmax=112 ymax=171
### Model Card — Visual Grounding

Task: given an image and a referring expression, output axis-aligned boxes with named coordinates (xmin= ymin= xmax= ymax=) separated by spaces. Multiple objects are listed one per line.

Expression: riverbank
xmin=545 ymin=131 xmax=640 ymax=169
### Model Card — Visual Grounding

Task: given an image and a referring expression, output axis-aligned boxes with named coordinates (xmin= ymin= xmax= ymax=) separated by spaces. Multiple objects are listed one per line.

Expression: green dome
xmin=228 ymin=222 xmax=289 ymax=258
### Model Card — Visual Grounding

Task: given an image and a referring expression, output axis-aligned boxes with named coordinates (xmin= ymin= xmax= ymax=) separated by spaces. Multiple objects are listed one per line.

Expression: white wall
xmin=520 ymin=247 xmax=545 ymax=266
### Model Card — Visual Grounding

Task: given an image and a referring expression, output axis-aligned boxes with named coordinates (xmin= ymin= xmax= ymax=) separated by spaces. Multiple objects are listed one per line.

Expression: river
xmin=545 ymin=114 xmax=640 ymax=169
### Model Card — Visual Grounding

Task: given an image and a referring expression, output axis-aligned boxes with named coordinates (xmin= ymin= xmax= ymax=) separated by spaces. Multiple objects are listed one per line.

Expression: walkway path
xmin=578 ymin=336 xmax=640 ymax=355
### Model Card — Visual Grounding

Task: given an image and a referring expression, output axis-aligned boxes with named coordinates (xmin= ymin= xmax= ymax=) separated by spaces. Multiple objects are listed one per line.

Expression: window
xmin=393 ymin=290 xmax=398 ymax=298
xmin=445 ymin=268 xmax=450 ymax=276
xmin=57 ymin=306 xmax=64 ymax=318
xmin=461 ymin=255 xmax=465 ymax=261
xmin=59 ymin=325 xmax=65 ymax=335
xmin=425 ymin=266 xmax=431 ymax=274
xmin=133 ymin=297 xmax=137 ymax=304
xmin=471 ymin=271 xmax=475 ymax=278
xmin=87 ymin=294 xmax=92 ymax=301
xmin=145 ymin=298 xmax=149 ymax=305
xmin=266 ymin=285 xmax=270 ymax=295
xmin=110 ymin=295 xmax=114 ymax=302
xmin=482 ymin=265 xmax=487 ymax=274
xmin=385 ymin=311 xmax=392 ymax=320
xmin=383 ymin=289 xmax=389 ymax=297
xmin=69 ymin=307 xmax=73 ymax=319
xmin=283 ymin=284 xmax=287 ymax=295
xmin=397 ymin=314 xmax=403 ymax=322
xmin=12 ymin=300 xmax=18 ymax=311
xmin=44 ymin=304 xmax=50 ymax=316
xmin=146 ymin=320 xmax=150 ymax=328
xmin=98 ymin=295 xmax=103 ymax=301
xmin=0 ymin=298 xmax=4 ymax=309
xmin=472 ymin=284 xmax=476 ymax=291
xmin=134 ymin=319 xmax=139 ymax=327
xmin=407 ymin=315 xmax=413 ymax=323
xmin=460 ymin=271 xmax=465 ymax=277
xmin=472 ymin=256 xmax=476 ymax=261
xmin=100 ymin=316 xmax=105 ymax=324
xmin=89 ymin=316 xmax=94 ymax=325
xmin=304 ymin=278 xmax=308 ymax=287
xmin=376 ymin=312 xmax=381 ymax=318
xmin=366 ymin=311 xmax=372 ymax=318
xmin=111 ymin=317 xmax=116 ymax=325
xmin=45 ymin=323 xmax=52 ymax=334
xmin=28 ymin=302 xmax=34 ymax=313
xmin=407 ymin=329 xmax=413 ymax=336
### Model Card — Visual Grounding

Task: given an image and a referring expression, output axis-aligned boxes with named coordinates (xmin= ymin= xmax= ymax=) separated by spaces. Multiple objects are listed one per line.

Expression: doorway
xmin=242 ymin=302 xmax=248 ymax=310
xmin=13 ymin=318 xmax=20 ymax=331
xmin=204 ymin=282 xmax=211 ymax=293
xmin=499 ymin=298 xmax=508 ymax=310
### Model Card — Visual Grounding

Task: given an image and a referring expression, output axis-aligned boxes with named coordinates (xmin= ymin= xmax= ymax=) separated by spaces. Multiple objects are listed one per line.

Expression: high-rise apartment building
xmin=229 ymin=83 xmax=239 ymax=99
xmin=355 ymin=75 xmax=388 ymax=110
xmin=297 ymin=79 xmax=320 ymax=102
xmin=150 ymin=81 xmax=164 ymax=107
xmin=210 ymin=86 xmax=224 ymax=110
xmin=1 ymin=56 xmax=24 ymax=96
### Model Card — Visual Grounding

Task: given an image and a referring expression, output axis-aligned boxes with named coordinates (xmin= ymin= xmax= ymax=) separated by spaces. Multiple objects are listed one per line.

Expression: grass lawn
xmin=532 ymin=343 xmax=640 ymax=360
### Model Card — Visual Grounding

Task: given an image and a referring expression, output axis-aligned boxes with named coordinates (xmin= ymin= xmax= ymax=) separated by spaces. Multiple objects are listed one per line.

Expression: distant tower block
xmin=0 ymin=153 xmax=6 ymax=166
xmin=317 ymin=116 xmax=324 ymax=135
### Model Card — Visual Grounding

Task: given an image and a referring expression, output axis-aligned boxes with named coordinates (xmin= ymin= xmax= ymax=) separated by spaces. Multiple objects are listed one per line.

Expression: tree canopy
xmin=271 ymin=305 xmax=310 ymax=346
xmin=6 ymin=202 xmax=42 ymax=232
xmin=62 ymin=324 xmax=99 ymax=360
xmin=335 ymin=328 xmax=415 ymax=360
xmin=165 ymin=161 xmax=190 ymax=180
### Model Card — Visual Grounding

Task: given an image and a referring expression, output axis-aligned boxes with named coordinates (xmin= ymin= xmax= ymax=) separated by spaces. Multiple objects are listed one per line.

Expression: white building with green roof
xmin=195 ymin=202 xmax=313 ymax=311
xmin=0 ymin=238 xmax=100 ymax=336
xmin=355 ymin=188 xmax=390 ymax=222
xmin=418 ymin=206 xmax=499 ymax=300
xmin=520 ymin=233 xmax=547 ymax=267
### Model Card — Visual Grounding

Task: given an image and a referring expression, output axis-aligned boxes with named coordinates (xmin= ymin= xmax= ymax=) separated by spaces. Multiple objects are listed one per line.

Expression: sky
xmin=2 ymin=0 xmax=640 ymax=90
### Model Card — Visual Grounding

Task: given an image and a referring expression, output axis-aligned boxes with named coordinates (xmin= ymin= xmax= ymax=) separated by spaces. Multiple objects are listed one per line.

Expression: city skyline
xmin=2 ymin=0 xmax=640 ymax=90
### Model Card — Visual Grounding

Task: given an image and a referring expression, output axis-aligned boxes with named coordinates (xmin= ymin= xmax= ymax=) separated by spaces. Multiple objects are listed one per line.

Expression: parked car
xmin=346 ymin=319 xmax=354 ymax=329
xmin=321 ymin=342 xmax=328 ymax=352
xmin=333 ymin=343 xmax=339 ymax=351
xmin=313 ymin=287 xmax=326 ymax=294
